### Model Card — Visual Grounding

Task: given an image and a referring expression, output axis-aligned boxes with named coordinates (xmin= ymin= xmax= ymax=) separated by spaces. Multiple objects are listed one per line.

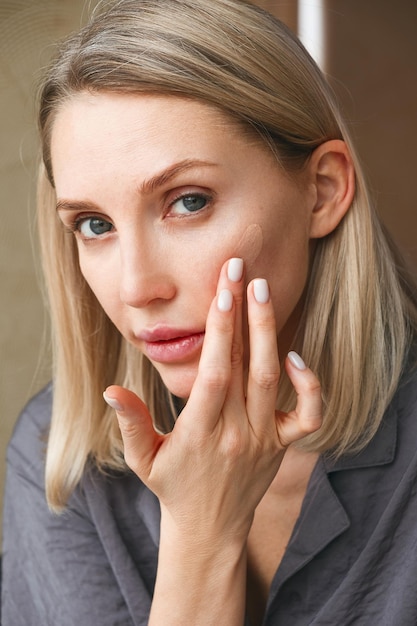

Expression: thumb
xmin=103 ymin=385 xmax=162 ymax=480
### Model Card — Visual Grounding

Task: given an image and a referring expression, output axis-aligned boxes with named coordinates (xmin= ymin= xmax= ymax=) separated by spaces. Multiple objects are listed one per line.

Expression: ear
xmin=308 ymin=140 xmax=355 ymax=239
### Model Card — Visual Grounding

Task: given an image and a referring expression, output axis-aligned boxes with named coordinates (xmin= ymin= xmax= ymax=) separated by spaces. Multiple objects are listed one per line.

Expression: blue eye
xmin=78 ymin=217 xmax=113 ymax=238
xmin=170 ymin=194 xmax=209 ymax=215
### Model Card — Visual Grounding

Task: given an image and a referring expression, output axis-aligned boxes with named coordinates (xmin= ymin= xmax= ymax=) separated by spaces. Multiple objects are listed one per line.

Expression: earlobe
xmin=309 ymin=139 xmax=355 ymax=239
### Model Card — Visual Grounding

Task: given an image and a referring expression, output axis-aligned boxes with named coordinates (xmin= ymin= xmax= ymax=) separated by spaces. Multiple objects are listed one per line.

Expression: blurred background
xmin=1 ymin=0 xmax=416 ymax=536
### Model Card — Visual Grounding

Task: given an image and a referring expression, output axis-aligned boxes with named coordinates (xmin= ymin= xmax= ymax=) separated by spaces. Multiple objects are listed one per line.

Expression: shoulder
xmin=6 ymin=383 xmax=53 ymax=472
xmin=396 ymin=361 xmax=417 ymax=416
xmin=335 ymin=359 xmax=417 ymax=465
xmin=16 ymin=382 xmax=53 ymax=429
xmin=2 ymin=385 xmax=151 ymax=625
xmin=392 ymin=361 xmax=417 ymax=460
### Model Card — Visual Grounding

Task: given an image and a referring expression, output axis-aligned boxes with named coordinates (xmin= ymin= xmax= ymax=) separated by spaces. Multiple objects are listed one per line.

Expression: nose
xmin=118 ymin=234 xmax=176 ymax=308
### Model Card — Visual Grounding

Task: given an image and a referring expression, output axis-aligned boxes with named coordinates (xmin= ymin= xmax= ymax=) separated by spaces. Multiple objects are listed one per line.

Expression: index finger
xmin=183 ymin=288 xmax=235 ymax=434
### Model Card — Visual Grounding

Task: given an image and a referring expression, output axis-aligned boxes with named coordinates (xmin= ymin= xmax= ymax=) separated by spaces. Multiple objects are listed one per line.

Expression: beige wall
xmin=0 ymin=0 xmax=90 ymax=539
xmin=1 ymin=0 xmax=416 ymax=536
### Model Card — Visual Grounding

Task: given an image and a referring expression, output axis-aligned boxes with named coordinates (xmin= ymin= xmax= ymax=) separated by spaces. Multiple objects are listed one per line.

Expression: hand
xmin=104 ymin=258 xmax=322 ymax=546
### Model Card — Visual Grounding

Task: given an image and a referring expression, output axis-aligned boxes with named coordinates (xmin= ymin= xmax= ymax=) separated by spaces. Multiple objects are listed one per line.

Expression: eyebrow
xmin=56 ymin=199 xmax=99 ymax=213
xmin=137 ymin=158 xmax=218 ymax=194
xmin=56 ymin=158 xmax=218 ymax=212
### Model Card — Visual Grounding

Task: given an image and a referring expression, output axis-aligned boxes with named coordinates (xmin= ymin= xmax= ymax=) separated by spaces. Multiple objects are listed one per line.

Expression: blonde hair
xmin=37 ymin=0 xmax=417 ymax=510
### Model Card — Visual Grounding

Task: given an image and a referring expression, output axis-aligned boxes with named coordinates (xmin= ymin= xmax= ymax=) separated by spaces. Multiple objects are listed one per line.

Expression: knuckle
xmin=300 ymin=414 xmax=323 ymax=436
xmin=252 ymin=309 xmax=276 ymax=331
xmin=304 ymin=378 xmax=322 ymax=396
xmin=220 ymin=426 xmax=244 ymax=459
xmin=199 ymin=365 xmax=230 ymax=392
xmin=119 ymin=417 xmax=139 ymax=440
xmin=252 ymin=366 xmax=280 ymax=390
xmin=213 ymin=313 xmax=234 ymax=335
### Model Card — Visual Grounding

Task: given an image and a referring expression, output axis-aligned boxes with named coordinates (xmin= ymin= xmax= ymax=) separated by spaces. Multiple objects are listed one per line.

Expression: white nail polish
xmin=103 ymin=392 xmax=124 ymax=412
xmin=218 ymin=289 xmax=233 ymax=312
xmin=227 ymin=258 xmax=243 ymax=282
xmin=288 ymin=351 xmax=307 ymax=371
xmin=253 ymin=279 xmax=269 ymax=303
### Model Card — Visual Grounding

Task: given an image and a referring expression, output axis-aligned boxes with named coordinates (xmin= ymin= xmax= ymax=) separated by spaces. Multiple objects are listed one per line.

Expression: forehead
xmin=51 ymin=92 xmax=248 ymax=153
xmin=49 ymin=91 xmax=280 ymax=190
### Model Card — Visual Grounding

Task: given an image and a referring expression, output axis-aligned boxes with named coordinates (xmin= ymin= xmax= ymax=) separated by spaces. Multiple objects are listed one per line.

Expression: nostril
xmin=119 ymin=275 xmax=176 ymax=308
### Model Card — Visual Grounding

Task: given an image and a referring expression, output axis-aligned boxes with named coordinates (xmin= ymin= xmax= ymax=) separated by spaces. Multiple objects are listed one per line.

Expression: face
xmin=51 ymin=93 xmax=316 ymax=398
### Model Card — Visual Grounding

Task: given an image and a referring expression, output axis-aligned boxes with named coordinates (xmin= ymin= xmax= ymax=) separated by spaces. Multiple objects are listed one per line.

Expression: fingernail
xmin=217 ymin=288 xmax=233 ymax=312
xmin=288 ymin=351 xmax=307 ymax=371
xmin=253 ymin=279 xmax=269 ymax=303
xmin=227 ymin=258 xmax=243 ymax=282
xmin=103 ymin=391 xmax=124 ymax=412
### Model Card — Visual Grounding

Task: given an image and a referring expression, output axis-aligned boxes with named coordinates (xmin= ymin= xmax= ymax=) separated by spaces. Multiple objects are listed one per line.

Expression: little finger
xmin=275 ymin=352 xmax=322 ymax=447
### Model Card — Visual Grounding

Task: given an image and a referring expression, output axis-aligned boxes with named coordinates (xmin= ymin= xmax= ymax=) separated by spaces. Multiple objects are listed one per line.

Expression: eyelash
xmin=167 ymin=191 xmax=212 ymax=216
xmin=69 ymin=214 xmax=114 ymax=238
xmin=65 ymin=191 xmax=213 ymax=240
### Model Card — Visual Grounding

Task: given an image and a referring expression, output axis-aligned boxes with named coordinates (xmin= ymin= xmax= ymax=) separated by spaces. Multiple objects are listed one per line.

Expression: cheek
xmin=268 ymin=243 xmax=310 ymax=332
xmin=78 ymin=252 xmax=119 ymax=316
xmin=196 ymin=222 xmax=264 ymax=289
xmin=182 ymin=247 xmax=222 ymax=304
xmin=178 ymin=227 xmax=241 ymax=287
xmin=250 ymin=219 xmax=311 ymax=332
xmin=232 ymin=223 xmax=263 ymax=272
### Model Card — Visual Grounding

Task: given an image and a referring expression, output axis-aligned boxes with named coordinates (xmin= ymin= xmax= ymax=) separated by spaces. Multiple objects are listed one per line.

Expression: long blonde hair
xmin=37 ymin=0 xmax=417 ymax=510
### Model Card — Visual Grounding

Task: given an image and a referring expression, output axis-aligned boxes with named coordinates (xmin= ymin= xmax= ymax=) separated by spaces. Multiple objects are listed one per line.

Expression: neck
xmin=267 ymin=446 xmax=319 ymax=499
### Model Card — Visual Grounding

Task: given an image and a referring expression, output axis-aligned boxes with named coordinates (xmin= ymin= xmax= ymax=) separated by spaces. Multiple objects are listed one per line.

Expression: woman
xmin=2 ymin=0 xmax=417 ymax=624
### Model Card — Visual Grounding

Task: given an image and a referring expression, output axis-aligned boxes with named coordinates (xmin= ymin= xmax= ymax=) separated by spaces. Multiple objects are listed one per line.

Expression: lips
xmin=138 ymin=326 xmax=205 ymax=363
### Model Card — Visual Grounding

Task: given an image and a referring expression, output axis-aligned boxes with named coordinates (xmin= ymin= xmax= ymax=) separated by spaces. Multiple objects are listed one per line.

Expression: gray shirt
xmin=2 ymin=365 xmax=417 ymax=625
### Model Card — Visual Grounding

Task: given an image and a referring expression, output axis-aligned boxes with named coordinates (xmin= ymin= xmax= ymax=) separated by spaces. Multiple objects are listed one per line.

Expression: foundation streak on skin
xmin=233 ymin=224 xmax=264 ymax=271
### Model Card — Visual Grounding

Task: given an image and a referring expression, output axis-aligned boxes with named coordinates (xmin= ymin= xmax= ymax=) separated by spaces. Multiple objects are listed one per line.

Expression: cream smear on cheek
xmin=233 ymin=223 xmax=264 ymax=270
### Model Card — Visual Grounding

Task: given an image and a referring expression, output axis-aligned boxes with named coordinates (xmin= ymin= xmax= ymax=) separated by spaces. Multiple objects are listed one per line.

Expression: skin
xmin=52 ymin=93 xmax=315 ymax=396
xmin=51 ymin=92 xmax=355 ymax=625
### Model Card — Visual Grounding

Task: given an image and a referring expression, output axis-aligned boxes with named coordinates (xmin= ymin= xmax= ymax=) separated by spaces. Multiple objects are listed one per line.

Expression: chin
xmin=158 ymin=368 xmax=197 ymax=401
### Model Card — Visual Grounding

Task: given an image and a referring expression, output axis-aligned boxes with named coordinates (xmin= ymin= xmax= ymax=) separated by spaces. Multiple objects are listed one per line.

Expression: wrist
xmin=158 ymin=503 xmax=252 ymax=559
xmin=151 ymin=514 xmax=248 ymax=625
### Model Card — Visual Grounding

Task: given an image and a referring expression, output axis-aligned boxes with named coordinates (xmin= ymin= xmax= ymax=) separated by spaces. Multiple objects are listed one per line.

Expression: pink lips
xmin=138 ymin=327 xmax=205 ymax=363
